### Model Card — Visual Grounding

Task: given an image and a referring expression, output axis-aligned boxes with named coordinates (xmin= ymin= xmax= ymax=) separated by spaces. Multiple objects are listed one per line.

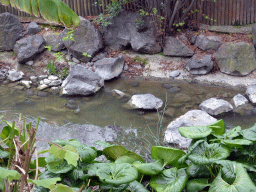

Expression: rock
xmin=0 ymin=12 xmax=24 ymax=51
xmin=25 ymin=22 xmax=41 ymax=35
xmin=50 ymin=87 xmax=59 ymax=95
xmin=188 ymin=33 xmax=197 ymax=45
xmin=38 ymin=75 xmax=48 ymax=81
xmin=103 ymin=10 xmax=162 ymax=54
xmin=49 ymin=79 xmax=62 ymax=87
xmin=126 ymin=93 xmax=163 ymax=110
xmin=112 ymin=89 xmax=125 ymax=98
xmin=48 ymin=75 xmax=58 ymax=80
xmin=169 ymin=70 xmax=180 ymax=78
xmin=199 ymin=98 xmax=233 ymax=116
xmin=27 ymin=90 xmax=34 ymax=96
xmin=164 ymin=110 xmax=217 ymax=148
xmin=162 ymin=83 xmax=173 ymax=89
xmin=163 ymin=36 xmax=194 ymax=57
xmin=72 ymin=57 xmax=80 ymax=64
xmin=7 ymin=70 xmax=24 ymax=82
xmin=64 ymin=102 xmax=78 ymax=110
xmin=232 ymin=94 xmax=248 ymax=107
xmin=37 ymin=84 xmax=49 ymax=90
xmin=168 ymin=86 xmax=181 ymax=94
xmin=37 ymin=92 xmax=48 ymax=97
xmin=185 ymin=54 xmax=213 ymax=75
xmin=20 ymin=80 xmax=32 ymax=88
xmin=178 ymin=34 xmax=188 ymax=42
xmin=132 ymin=82 xmax=139 ymax=87
xmin=246 ymin=85 xmax=256 ymax=103
xmin=173 ymin=93 xmax=191 ymax=103
xmin=164 ymin=108 xmax=176 ymax=117
xmin=13 ymin=85 xmax=24 ymax=90
xmin=14 ymin=35 xmax=45 ymax=64
xmin=195 ymin=35 xmax=222 ymax=52
xmin=61 ymin=64 xmax=104 ymax=96
xmin=43 ymin=79 xmax=51 ymax=85
xmin=92 ymin=52 xmax=107 ymax=62
xmin=215 ymin=42 xmax=256 ymax=76
xmin=94 ymin=55 xmax=124 ymax=80
xmin=25 ymin=61 xmax=34 ymax=66
xmin=0 ymin=71 xmax=6 ymax=81
xmin=44 ymin=30 xmax=66 ymax=52
xmin=63 ymin=17 xmax=103 ymax=63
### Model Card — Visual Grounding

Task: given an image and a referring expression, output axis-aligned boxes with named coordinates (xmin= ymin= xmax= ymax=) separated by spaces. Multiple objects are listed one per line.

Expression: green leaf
xmin=208 ymin=119 xmax=225 ymax=136
xmin=95 ymin=163 xmax=138 ymax=185
xmin=150 ymin=168 xmax=188 ymax=192
xmin=39 ymin=170 xmax=60 ymax=180
xmin=186 ymin=178 xmax=210 ymax=192
xmin=32 ymin=177 xmax=61 ymax=188
xmin=103 ymin=146 xmax=128 ymax=161
xmin=68 ymin=168 xmax=89 ymax=181
xmin=48 ymin=183 xmax=76 ymax=192
xmin=133 ymin=161 xmax=163 ymax=175
xmin=224 ymin=126 xmax=241 ymax=138
xmin=0 ymin=149 xmax=9 ymax=158
xmin=186 ymin=163 xmax=210 ymax=178
xmin=76 ymin=145 xmax=97 ymax=163
xmin=115 ymin=156 xmax=138 ymax=164
xmin=222 ymin=139 xmax=253 ymax=148
xmin=49 ymin=144 xmax=66 ymax=159
xmin=241 ymin=123 xmax=256 ymax=141
xmin=45 ymin=155 xmax=74 ymax=173
xmin=63 ymin=145 xmax=79 ymax=166
xmin=127 ymin=180 xmax=148 ymax=192
xmin=151 ymin=146 xmax=185 ymax=167
xmin=0 ymin=167 xmax=20 ymax=181
xmin=209 ymin=161 xmax=256 ymax=192
xmin=188 ymin=141 xmax=230 ymax=165
xmin=179 ymin=126 xmax=212 ymax=139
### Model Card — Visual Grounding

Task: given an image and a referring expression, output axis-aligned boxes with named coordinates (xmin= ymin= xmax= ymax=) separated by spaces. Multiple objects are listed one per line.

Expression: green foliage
xmin=0 ymin=0 xmax=80 ymax=28
xmin=82 ymin=52 xmax=91 ymax=58
xmin=60 ymin=67 xmax=69 ymax=80
xmin=46 ymin=60 xmax=57 ymax=75
xmin=133 ymin=56 xmax=148 ymax=65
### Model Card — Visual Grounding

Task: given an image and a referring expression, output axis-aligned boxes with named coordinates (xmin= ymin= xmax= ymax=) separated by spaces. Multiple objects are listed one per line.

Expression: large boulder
xmin=64 ymin=17 xmax=103 ymax=63
xmin=14 ymin=35 xmax=45 ymax=64
xmin=164 ymin=110 xmax=217 ymax=149
xmin=215 ymin=42 xmax=256 ymax=76
xmin=61 ymin=64 xmax=104 ymax=96
xmin=103 ymin=10 xmax=162 ymax=54
xmin=195 ymin=35 xmax=222 ymax=52
xmin=44 ymin=31 xmax=66 ymax=52
xmin=25 ymin=22 xmax=41 ymax=35
xmin=94 ymin=55 xmax=124 ymax=80
xmin=0 ymin=12 xmax=24 ymax=51
xmin=185 ymin=54 xmax=213 ymax=75
xmin=126 ymin=93 xmax=163 ymax=110
xmin=199 ymin=98 xmax=233 ymax=116
xmin=163 ymin=36 xmax=194 ymax=57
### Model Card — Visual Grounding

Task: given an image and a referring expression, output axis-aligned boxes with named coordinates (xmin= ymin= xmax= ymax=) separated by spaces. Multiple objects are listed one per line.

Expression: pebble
xmin=30 ymin=76 xmax=37 ymax=83
xmin=48 ymin=75 xmax=58 ymax=80
xmin=169 ymin=70 xmax=181 ymax=78
xmin=162 ymin=83 xmax=173 ymax=89
xmin=37 ymin=84 xmax=49 ymax=90
xmin=132 ymin=82 xmax=139 ymax=87
xmin=38 ymin=75 xmax=48 ymax=81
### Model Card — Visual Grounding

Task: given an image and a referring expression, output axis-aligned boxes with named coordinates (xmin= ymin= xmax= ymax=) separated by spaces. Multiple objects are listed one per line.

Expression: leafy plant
xmin=46 ymin=60 xmax=57 ymax=75
xmin=60 ymin=67 xmax=69 ymax=80
xmin=82 ymin=52 xmax=92 ymax=58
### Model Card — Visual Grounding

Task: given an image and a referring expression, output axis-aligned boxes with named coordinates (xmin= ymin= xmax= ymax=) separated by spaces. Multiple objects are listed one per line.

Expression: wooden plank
xmin=244 ymin=0 xmax=247 ymax=24
xmin=228 ymin=0 xmax=232 ymax=25
xmin=231 ymin=0 xmax=236 ymax=25
xmin=240 ymin=0 xmax=243 ymax=25
xmin=225 ymin=0 xmax=228 ymax=25
xmin=252 ymin=0 xmax=255 ymax=23
xmin=246 ymin=0 xmax=250 ymax=24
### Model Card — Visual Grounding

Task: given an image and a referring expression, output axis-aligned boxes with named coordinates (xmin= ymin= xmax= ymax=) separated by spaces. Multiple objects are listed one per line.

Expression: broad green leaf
xmin=133 ymin=161 xmax=163 ymax=175
xmin=186 ymin=178 xmax=210 ymax=192
xmin=188 ymin=141 xmax=230 ymax=165
xmin=127 ymin=180 xmax=148 ymax=192
xmin=77 ymin=145 xmax=97 ymax=163
xmin=224 ymin=126 xmax=242 ymax=138
xmin=68 ymin=168 xmax=89 ymax=181
xmin=115 ymin=156 xmax=138 ymax=164
xmin=63 ymin=145 xmax=79 ymax=167
xmin=86 ymin=163 xmax=109 ymax=177
xmin=0 ymin=125 xmax=19 ymax=147
xmin=209 ymin=161 xmax=256 ymax=192
xmin=150 ymin=168 xmax=188 ymax=192
xmin=222 ymin=139 xmax=253 ymax=148
xmin=241 ymin=123 xmax=256 ymax=141
xmin=186 ymin=163 xmax=210 ymax=178
xmin=179 ymin=126 xmax=212 ymax=139
xmin=39 ymin=170 xmax=60 ymax=180
xmin=94 ymin=141 xmax=113 ymax=148
xmin=45 ymin=155 xmax=73 ymax=173
xmin=99 ymin=183 xmax=129 ymax=192
xmin=32 ymin=177 xmax=61 ymax=188
xmin=103 ymin=146 xmax=128 ymax=161
xmin=95 ymin=163 xmax=138 ymax=185
xmin=0 ymin=167 xmax=20 ymax=181
xmin=73 ymin=187 xmax=92 ymax=192
xmin=49 ymin=144 xmax=66 ymax=159
xmin=208 ymin=119 xmax=225 ymax=136
xmin=0 ymin=149 xmax=9 ymax=158
xmin=48 ymin=183 xmax=76 ymax=192
xmin=151 ymin=146 xmax=185 ymax=167
xmin=0 ymin=0 xmax=80 ymax=28
xmin=124 ymin=151 xmax=144 ymax=163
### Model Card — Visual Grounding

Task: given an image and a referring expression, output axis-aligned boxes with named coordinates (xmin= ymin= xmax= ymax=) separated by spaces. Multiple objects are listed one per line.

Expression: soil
xmin=0 ymin=16 xmax=254 ymax=80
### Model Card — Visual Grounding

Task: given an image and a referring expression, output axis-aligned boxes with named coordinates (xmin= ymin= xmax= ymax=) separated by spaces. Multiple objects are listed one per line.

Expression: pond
xmin=0 ymin=77 xmax=255 ymax=154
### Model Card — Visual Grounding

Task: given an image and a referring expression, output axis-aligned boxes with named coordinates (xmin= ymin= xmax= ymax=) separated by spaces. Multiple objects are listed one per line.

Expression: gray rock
xmin=7 ymin=70 xmax=24 ymax=82
xmin=38 ymin=75 xmax=48 ymax=81
xmin=246 ymin=85 xmax=256 ymax=103
xmin=188 ymin=33 xmax=197 ymax=45
xmin=195 ymin=35 xmax=222 ymax=52
xmin=72 ymin=57 xmax=80 ymax=64
xmin=50 ymin=87 xmax=60 ymax=95
xmin=179 ymin=34 xmax=188 ymax=42
xmin=168 ymin=86 xmax=180 ymax=94
xmin=162 ymin=83 xmax=172 ymax=89
xmin=215 ymin=42 xmax=256 ymax=76
xmin=94 ymin=55 xmax=124 ymax=80
xmin=0 ymin=12 xmax=24 ymax=51
xmin=14 ymin=35 xmax=45 ymax=64
xmin=63 ymin=17 xmax=103 ymax=63
xmin=20 ymin=80 xmax=32 ymax=88
xmin=164 ymin=110 xmax=217 ymax=148
xmin=103 ymin=10 xmax=162 ymax=54
xmin=126 ymin=93 xmax=163 ymax=110
xmin=27 ymin=90 xmax=34 ymax=96
xmin=232 ymin=94 xmax=248 ymax=108
xmin=186 ymin=54 xmax=213 ymax=75
xmin=112 ymin=89 xmax=126 ymax=98
xmin=37 ymin=84 xmax=49 ymax=90
xmin=169 ymin=70 xmax=180 ymax=78
xmin=163 ymin=36 xmax=194 ymax=57
xmin=48 ymin=75 xmax=58 ymax=80
xmin=92 ymin=52 xmax=107 ymax=62
xmin=199 ymin=98 xmax=233 ymax=116
xmin=61 ymin=64 xmax=104 ymax=96
xmin=132 ymin=82 xmax=139 ymax=87
xmin=25 ymin=22 xmax=41 ymax=35
xmin=25 ymin=61 xmax=34 ymax=66
xmin=37 ymin=92 xmax=48 ymax=97
xmin=49 ymin=79 xmax=62 ymax=87
xmin=44 ymin=30 xmax=66 ymax=52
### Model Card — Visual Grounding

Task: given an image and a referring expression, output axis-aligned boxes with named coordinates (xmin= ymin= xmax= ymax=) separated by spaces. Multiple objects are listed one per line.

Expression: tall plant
xmin=0 ymin=0 xmax=80 ymax=28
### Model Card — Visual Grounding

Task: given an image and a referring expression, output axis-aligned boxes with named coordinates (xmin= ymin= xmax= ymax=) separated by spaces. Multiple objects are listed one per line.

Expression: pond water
xmin=0 ymin=78 xmax=255 ymax=153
